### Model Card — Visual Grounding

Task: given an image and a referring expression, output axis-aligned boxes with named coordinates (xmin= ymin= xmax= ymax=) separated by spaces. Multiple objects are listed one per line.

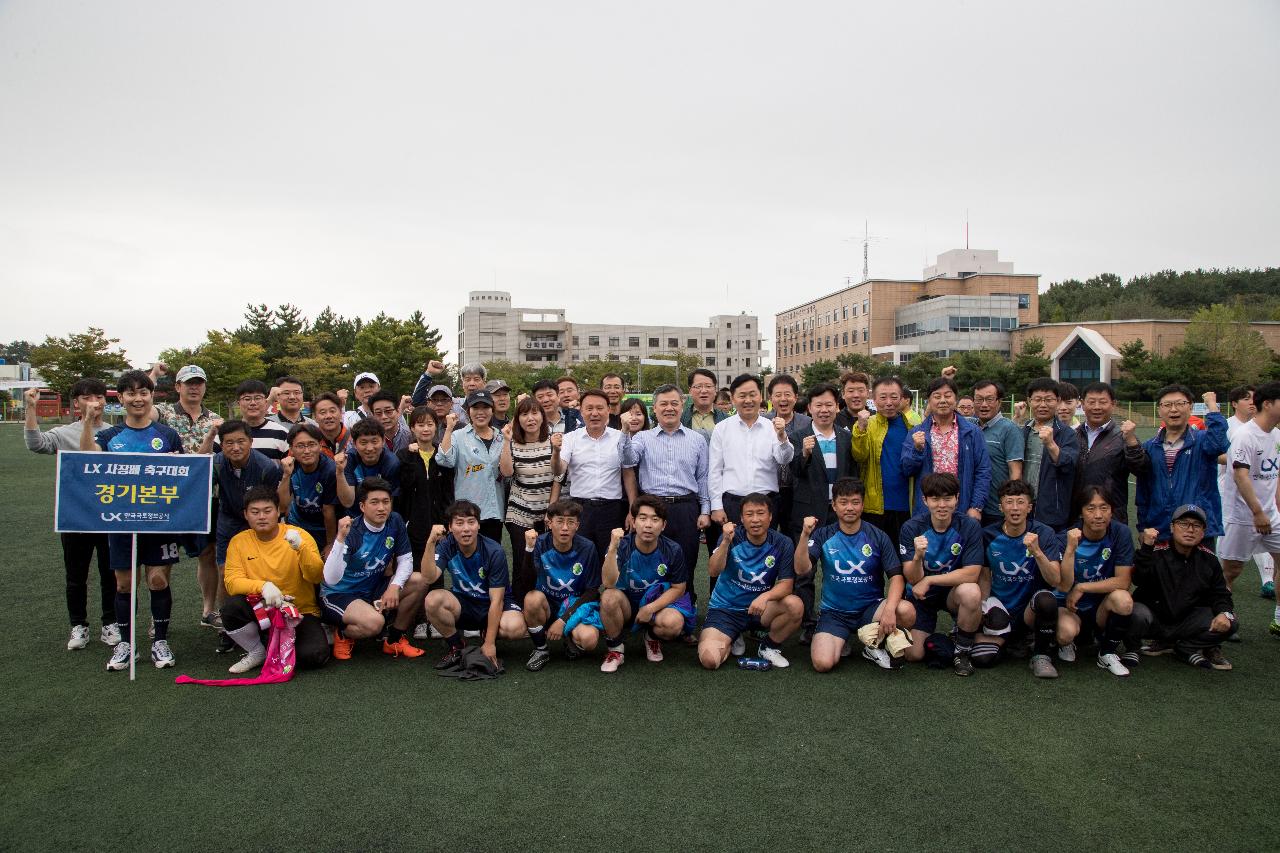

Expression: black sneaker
xmin=563 ymin=638 xmax=584 ymax=660
xmin=434 ymin=647 xmax=465 ymax=670
xmin=1119 ymin=649 xmax=1140 ymax=668
xmin=214 ymin=631 xmax=236 ymax=654
xmin=1183 ymin=650 xmax=1214 ymax=670
xmin=1141 ymin=639 xmax=1174 ymax=657
xmin=953 ymin=653 xmax=975 ymax=677
xmin=526 ymin=647 xmax=551 ymax=671
xmin=1203 ymin=646 xmax=1233 ymax=671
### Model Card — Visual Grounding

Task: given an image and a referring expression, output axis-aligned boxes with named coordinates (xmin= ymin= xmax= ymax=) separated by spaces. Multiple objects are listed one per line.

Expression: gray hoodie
xmin=25 ymin=422 xmax=94 ymax=454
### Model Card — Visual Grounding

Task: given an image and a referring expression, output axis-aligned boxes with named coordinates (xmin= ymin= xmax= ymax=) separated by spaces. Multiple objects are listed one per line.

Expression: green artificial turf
xmin=0 ymin=424 xmax=1272 ymax=852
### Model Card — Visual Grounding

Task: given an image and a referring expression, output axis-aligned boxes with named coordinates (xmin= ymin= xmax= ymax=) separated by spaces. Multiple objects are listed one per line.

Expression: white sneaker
xmin=430 ymin=624 xmax=443 ymax=639
xmin=106 ymin=642 xmax=134 ymax=671
xmin=67 ymin=625 xmax=90 ymax=650
xmin=730 ymin=635 xmax=746 ymax=656
xmin=101 ymin=623 xmax=121 ymax=645
xmin=600 ymin=649 xmax=624 ymax=673
xmin=759 ymin=646 xmax=790 ymax=668
xmin=841 ymin=637 xmax=854 ymax=658
xmin=228 ymin=646 xmax=267 ymax=674
xmin=150 ymin=640 xmax=175 ymax=669
xmin=1058 ymin=642 xmax=1077 ymax=663
xmin=862 ymin=646 xmax=893 ymax=669
xmin=1097 ymin=652 xmax=1130 ymax=677
xmin=412 ymin=623 xmax=431 ymax=641
xmin=644 ymin=634 xmax=664 ymax=663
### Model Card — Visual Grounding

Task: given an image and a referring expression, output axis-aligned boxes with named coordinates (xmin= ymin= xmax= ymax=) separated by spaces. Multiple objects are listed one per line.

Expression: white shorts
xmin=1218 ymin=522 xmax=1280 ymax=562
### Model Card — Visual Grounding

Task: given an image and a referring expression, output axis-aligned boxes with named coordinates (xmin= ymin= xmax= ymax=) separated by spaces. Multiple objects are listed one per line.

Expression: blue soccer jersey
xmin=532 ymin=533 xmax=602 ymax=603
xmin=96 ymin=421 xmax=183 ymax=454
xmin=344 ymin=450 xmax=401 ymax=514
xmin=898 ymin=514 xmax=985 ymax=577
xmin=614 ymin=534 xmax=687 ymax=601
xmin=708 ymin=527 xmax=795 ymax=612
xmin=322 ymin=512 xmax=412 ymax=598
xmin=1056 ymin=520 xmax=1134 ymax=610
xmin=287 ymin=455 xmax=338 ymax=533
xmin=983 ymin=520 xmax=1063 ymax=614
xmin=807 ymin=521 xmax=901 ymax=614
xmin=435 ymin=534 xmax=510 ymax=604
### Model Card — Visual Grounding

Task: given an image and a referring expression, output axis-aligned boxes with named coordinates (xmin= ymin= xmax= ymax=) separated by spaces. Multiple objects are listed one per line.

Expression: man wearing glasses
xmin=1136 ymin=385 xmax=1228 ymax=545
xmin=267 ymin=375 xmax=316 ymax=427
xmin=972 ymin=380 xmax=1023 ymax=529
xmin=1020 ymin=378 xmax=1079 ymax=533
xmin=215 ymin=380 xmax=290 ymax=461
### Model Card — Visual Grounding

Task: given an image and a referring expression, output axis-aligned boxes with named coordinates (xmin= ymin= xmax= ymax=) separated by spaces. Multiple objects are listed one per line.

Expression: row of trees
xmin=1039 ymin=268 xmax=1280 ymax=323
xmin=799 ymin=339 xmax=1052 ymax=397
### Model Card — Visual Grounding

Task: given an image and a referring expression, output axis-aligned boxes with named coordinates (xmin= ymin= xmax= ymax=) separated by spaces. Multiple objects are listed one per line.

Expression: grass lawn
xmin=0 ymin=423 xmax=1273 ymax=852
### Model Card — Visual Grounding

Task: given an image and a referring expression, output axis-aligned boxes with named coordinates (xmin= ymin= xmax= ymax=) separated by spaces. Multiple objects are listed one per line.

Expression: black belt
xmin=727 ymin=491 xmax=777 ymax=500
xmin=654 ymin=493 xmax=699 ymax=504
xmin=579 ymin=497 xmax=626 ymax=506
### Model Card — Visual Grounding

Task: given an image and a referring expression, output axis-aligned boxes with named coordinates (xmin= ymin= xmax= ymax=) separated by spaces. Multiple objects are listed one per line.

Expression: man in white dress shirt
xmin=554 ymin=389 xmax=637 ymax=557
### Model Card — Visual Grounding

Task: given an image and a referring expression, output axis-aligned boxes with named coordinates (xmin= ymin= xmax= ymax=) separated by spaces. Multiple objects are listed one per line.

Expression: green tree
xmin=1008 ymin=338 xmax=1051 ymax=394
xmin=3 ymin=340 xmax=33 ymax=362
xmin=28 ymin=327 xmax=132 ymax=396
xmin=801 ymin=359 xmax=841 ymax=387
xmin=899 ymin=354 xmax=944 ymax=394
xmin=311 ymin=307 xmax=363 ymax=356
xmin=351 ymin=312 xmax=444 ymax=396
xmin=275 ymin=333 xmax=351 ymax=398
xmin=1185 ymin=302 xmax=1274 ymax=385
xmin=948 ymin=350 xmax=1012 ymax=393
xmin=177 ymin=331 xmax=268 ymax=409
xmin=231 ymin=303 xmax=309 ymax=380
xmin=836 ymin=352 xmax=880 ymax=376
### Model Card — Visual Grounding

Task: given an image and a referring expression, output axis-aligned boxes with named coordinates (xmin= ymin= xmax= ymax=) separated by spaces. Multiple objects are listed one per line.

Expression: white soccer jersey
xmin=1222 ymin=419 xmax=1280 ymax=526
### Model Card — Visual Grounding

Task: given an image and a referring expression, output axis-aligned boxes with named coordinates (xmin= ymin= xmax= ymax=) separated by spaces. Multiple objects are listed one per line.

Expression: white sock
xmin=1257 ymin=553 xmax=1275 ymax=584
xmin=226 ymin=623 xmax=264 ymax=655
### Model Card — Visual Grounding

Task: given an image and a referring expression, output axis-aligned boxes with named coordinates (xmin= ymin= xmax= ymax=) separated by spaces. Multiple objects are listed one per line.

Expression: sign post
xmin=55 ymin=451 xmax=213 ymax=681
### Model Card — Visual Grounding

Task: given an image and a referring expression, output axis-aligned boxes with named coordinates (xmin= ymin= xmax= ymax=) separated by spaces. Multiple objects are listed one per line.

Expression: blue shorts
xmin=702 ymin=608 xmax=765 ymax=641
xmin=215 ymin=517 xmax=249 ymax=565
xmin=455 ymin=593 xmax=521 ymax=632
xmin=180 ymin=532 xmax=211 ymax=559
xmin=815 ymin=601 xmax=882 ymax=641
xmin=907 ymin=586 xmax=954 ymax=634
xmin=108 ymin=533 xmax=181 ymax=571
xmin=320 ymin=575 xmax=392 ymax=624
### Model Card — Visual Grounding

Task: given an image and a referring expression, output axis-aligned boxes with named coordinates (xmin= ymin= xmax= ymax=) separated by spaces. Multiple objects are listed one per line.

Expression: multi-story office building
xmin=457 ymin=291 xmax=767 ymax=387
xmin=775 ymin=249 xmax=1040 ymax=375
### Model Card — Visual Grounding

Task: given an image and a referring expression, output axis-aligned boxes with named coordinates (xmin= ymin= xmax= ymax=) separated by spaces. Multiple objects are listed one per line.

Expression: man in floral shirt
xmin=901 ymin=377 xmax=991 ymax=523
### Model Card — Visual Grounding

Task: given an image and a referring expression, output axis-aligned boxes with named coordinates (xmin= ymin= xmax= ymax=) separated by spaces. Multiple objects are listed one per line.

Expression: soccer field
xmin=1 ymin=425 xmax=1272 ymax=852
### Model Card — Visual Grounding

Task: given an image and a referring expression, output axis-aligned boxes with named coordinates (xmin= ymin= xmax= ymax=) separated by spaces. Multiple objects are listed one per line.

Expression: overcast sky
xmin=2 ymin=1 xmax=1276 ymax=366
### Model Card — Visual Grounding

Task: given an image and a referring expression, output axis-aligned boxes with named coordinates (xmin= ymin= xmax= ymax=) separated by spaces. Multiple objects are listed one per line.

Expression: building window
xmin=746 ymin=323 xmax=751 ymax=329
xmin=726 ymin=357 xmax=732 ymax=366
xmin=588 ymin=355 xmax=599 ymax=361
xmin=862 ymin=299 xmax=869 ymax=314
xmin=588 ymin=335 xmax=600 ymax=346
xmin=687 ymin=338 xmax=697 ymax=349
xmin=862 ymin=328 xmax=869 ymax=342
xmin=572 ymin=355 xmax=581 ymax=362
xmin=1060 ymin=337 xmax=1101 ymax=384
xmin=843 ymin=332 xmax=849 ymax=345
xmin=572 ymin=336 xmax=579 ymax=346
xmin=727 ymin=322 xmax=732 ymax=328
xmin=706 ymin=339 xmax=715 ymax=349
xmin=664 ymin=337 xmax=675 ymax=348
xmin=629 ymin=336 xmax=639 ymax=347
xmin=707 ymin=357 xmax=716 ymax=366
xmin=608 ymin=336 xmax=620 ymax=348
xmin=725 ymin=374 xmax=731 ymax=385
xmin=649 ymin=337 xmax=659 ymax=347
xmin=1018 ymin=294 xmax=1031 ymax=309
xmin=744 ymin=340 xmax=751 ymax=350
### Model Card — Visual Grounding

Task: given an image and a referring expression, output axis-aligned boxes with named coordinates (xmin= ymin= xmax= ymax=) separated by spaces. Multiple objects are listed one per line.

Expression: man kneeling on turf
xmin=796 ymin=477 xmax=915 ymax=673
xmin=320 ymin=477 xmax=428 ymax=660
xmin=1130 ymin=506 xmax=1236 ymax=670
xmin=1056 ymin=486 xmax=1136 ymax=678
xmin=898 ymin=473 xmax=985 ymax=676
xmin=600 ymin=495 xmax=692 ymax=672
xmin=424 ymin=500 xmax=526 ymax=669
xmin=523 ymin=499 xmax=604 ymax=671
xmin=975 ymin=480 xmax=1065 ymax=678
xmin=700 ymin=493 xmax=802 ymax=669
xmin=221 ymin=486 xmax=331 ymax=673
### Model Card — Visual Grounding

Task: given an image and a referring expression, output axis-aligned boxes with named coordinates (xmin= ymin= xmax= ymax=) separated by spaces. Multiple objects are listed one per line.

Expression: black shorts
xmin=108 ymin=533 xmax=181 ymax=571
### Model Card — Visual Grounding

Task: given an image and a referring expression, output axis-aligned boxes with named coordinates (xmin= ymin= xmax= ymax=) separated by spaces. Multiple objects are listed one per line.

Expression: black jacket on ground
xmin=1073 ymin=420 xmax=1146 ymax=522
xmin=1132 ymin=541 xmax=1234 ymax=624
xmin=395 ymin=446 xmax=454 ymax=545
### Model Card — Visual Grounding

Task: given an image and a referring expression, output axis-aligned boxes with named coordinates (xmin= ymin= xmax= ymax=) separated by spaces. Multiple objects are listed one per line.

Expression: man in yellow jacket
xmin=850 ymin=376 xmax=921 ymax=546
xmin=220 ymin=485 xmax=330 ymax=674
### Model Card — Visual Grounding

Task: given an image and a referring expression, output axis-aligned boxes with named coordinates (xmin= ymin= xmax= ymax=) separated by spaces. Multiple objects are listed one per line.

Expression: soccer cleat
xmin=1057 ymin=642 xmax=1076 ymax=663
xmin=1029 ymin=654 xmax=1058 ymax=679
xmin=1270 ymin=621 xmax=1280 ymax=638
xmin=563 ymin=637 xmax=584 ymax=660
xmin=862 ymin=646 xmax=893 ymax=669
xmin=1203 ymin=646 xmax=1233 ymax=671
xmin=1141 ymin=639 xmax=1174 ymax=656
xmin=412 ymin=622 xmax=431 ymax=641
xmin=199 ymin=612 xmax=223 ymax=630
xmin=1119 ymin=648 xmax=1140 ymax=668
xmin=332 ymin=634 xmax=355 ymax=660
xmin=1096 ymin=653 xmax=1129 ymax=677
xmin=730 ymin=635 xmax=746 ymax=657
xmin=1261 ymin=581 xmax=1275 ymax=600
xmin=644 ymin=635 xmax=664 ymax=663
xmin=101 ymin=623 xmax=121 ymax=646
xmin=106 ymin=642 xmax=135 ymax=671
xmin=434 ymin=647 xmax=465 ymax=670
xmin=758 ymin=646 xmax=790 ymax=668
xmin=526 ymin=647 xmax=551 ymax=671
xmin=953 ymin=653 xmax=975 ymax=677
xmin=228 ymin=646 xmax=266 ymax=674
xmin=382 ymin=637 xmax=425 ymax=658
xmin=67 ymin=625 xmax=90 ymax=651
xmin=600 ymin=650 xmax=624 ymax=673
xmin=150 ymin=640 xmax=175 ymax=669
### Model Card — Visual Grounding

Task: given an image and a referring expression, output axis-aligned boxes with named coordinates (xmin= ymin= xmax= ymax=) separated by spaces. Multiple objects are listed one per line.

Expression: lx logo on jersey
xmin=739 ymin=568 xmax=771 ymax=585
xmin=455 ymin=578 xmax=485 ymax=597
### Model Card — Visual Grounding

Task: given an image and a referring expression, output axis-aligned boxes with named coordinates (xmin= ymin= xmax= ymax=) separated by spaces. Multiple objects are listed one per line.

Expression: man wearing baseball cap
xmin=342 ymin=372 xmax=381 ymax=429
xmin=485 ymin=378 xmax=512 ymax=429
xmin=436 ymin=390 xmax=506 ymax=544
xmin=1129 ymin=504 xmax=1236 ymax=670
xmin=150 ymin=363 xmax=224 ymax=630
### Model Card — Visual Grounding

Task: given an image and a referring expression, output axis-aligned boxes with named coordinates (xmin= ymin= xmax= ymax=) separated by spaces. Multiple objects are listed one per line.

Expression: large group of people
xmin=23 ymin=356 xmax=1280 ymax=681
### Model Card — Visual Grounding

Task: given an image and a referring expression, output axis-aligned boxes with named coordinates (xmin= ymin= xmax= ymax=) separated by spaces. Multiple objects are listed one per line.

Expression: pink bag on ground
xmin=175 ymin=606 xmax=302 ymax=687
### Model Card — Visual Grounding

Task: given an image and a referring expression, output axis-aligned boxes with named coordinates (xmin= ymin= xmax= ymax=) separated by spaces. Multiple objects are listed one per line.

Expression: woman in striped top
xmin=500 ymin=397 xmax=557 ymax=601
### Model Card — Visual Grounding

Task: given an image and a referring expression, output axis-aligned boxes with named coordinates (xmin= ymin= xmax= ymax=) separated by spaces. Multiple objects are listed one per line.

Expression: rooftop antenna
xmin=965 ymin=209 xmax=970 ymax=250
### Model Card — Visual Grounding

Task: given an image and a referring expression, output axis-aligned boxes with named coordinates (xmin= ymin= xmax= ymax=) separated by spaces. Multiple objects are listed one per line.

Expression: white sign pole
xmin=130 ymin=534 xmax=138 ymax=682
